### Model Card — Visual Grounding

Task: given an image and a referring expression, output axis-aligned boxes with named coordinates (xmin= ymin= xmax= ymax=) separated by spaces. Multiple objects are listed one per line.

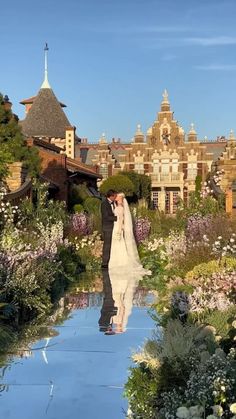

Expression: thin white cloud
xmin=161 ymin=53 xmax=177 ymax=61
xmin=138 ymin=35 xmax=236 ymax=50
xmin=184 ymin=36 xmax=236 ymax=46
xmin=140 ymin=26 xmax=190 ymax=33
xmin=195 ymin=64 xmax=236 ymax=71
xmin=85 ymin=24 xmax=190 ymax=35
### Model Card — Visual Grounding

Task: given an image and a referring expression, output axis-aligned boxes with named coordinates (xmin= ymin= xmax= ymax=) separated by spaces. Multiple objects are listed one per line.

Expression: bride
xmin=109 ymin=193 xmax=151 ymax=275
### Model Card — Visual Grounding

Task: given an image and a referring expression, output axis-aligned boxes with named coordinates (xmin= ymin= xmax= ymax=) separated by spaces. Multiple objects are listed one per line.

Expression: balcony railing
xmin=151 ymin=172 xmax=183 ymax=183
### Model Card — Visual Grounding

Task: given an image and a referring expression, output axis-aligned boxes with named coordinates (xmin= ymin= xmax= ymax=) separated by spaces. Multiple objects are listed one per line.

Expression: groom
xmin=101 ymin=189 xmax=117 ymax=268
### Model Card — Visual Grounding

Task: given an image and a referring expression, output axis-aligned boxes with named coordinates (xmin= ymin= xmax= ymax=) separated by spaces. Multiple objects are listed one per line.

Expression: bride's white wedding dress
xmin=109 ymin=198 xmax=151 ymax=275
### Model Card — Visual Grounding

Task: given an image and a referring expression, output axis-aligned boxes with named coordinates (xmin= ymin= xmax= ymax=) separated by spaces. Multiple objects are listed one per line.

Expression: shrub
xmin=69 ymin=183 xmax=90 ymax=208
xmin=4 ymin=257 xmax=58 ymax=322
xmin=186 ymin=258 xmax=236 ymax=280
xmin=99 ymin=174 xmax=135 ymax=196
xmin=83 ymin=197 xmax=101 ymax=214
xmin=120 ymin=171 xmax=151 ymax=202
xmin=73 ymin=204 xmax=84 ymax=213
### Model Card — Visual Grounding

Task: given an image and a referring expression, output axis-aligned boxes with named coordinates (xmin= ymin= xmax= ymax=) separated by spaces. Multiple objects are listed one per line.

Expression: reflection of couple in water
xmin=98 ymin=268 xmax=142 ymax=334
xmin=99 ymin=190 xmax=150 ymax=334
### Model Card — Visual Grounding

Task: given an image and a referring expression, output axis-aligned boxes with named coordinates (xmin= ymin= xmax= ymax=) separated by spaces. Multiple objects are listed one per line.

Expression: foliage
xmin=0 ymin=184 xmax=84 ymax=328
xmin=19 ymin=181 xmax=68 ymax=229
xmin=125 ymin=364 xmax=158 ymax=419
xmin=73 ymin=203 xmax=84 ymax=213
xmin=204 ymin=307 xmax=236 ymax=339
xmin=69 ymin=182 xmax=90 ymax=208
xmin=0 ymin=93 xmax=40 ymax=180
xmin=186 ymin=258 xmax=236 ymax=280
xmin=83 ymin=197 xmax=101 ymax=214
xmin=195 ymin=174 xmax=202 ymax=199
xmin=126 ymin=209 xmax=236 ymax=418
xmin=131 ymin=205 xmax=186 ymax=237
xmin=5 ymin=257 xmax=58 ymax=321
xmin=186 ymin=214 xmax=232 ymax=246
xmin=73 ymin=231 xmax=102 ymax=270
xmin=121 ymin=171 xmax=151 ymax=202
xmin=179 ymin=191 xmax=222 ymax=218
xmin=57 ymin=244 xmax=84 ymax=282
xmin=126 ymin=321 xmax=236 ymax=417
xmin=99 ymin=174 xmax=135 ymax=196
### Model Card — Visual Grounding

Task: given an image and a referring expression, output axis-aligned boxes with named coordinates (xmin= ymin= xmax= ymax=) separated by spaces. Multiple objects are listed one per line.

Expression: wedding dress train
xmin=109 ymin=198 xmax=151 ymax=275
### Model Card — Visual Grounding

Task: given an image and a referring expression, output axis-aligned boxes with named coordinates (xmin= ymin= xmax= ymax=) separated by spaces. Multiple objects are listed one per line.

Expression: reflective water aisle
xmin=0 ymin=271 xmax=155 ymax=419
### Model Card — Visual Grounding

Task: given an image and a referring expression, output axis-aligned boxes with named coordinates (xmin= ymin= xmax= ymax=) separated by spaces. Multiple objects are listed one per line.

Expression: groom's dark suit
xmin=98 ymin=268 xmax=117 ymax=333
xmin=101 ymin=198 xmax=117 ymax=267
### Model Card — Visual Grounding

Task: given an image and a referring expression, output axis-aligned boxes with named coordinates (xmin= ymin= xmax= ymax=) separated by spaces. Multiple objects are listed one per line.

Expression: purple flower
xmin=71 ymin=213 xmax=91 ymax=236
xmin=186 ymin=214 xmax=213 ymax=243
xmin=134 ymin=217 xmax=151 ymax=244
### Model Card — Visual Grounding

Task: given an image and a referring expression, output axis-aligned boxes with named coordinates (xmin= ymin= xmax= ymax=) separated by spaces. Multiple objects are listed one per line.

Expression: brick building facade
xmin=77 ymin=90 xmax=227 ymax=213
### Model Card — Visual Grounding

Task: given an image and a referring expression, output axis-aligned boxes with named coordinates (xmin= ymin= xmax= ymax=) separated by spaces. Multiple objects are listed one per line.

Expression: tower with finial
xmin=229 ymin=129 xmax=236 ymax=143
xmin=188 ymin=123 xmax=197 ymax=142
xmin=99 ymin=132 xmax=107 ymax=144
xmin=20 ymin=43 xmax=75 ymax=141
xmin=41 ymin=42 xmax=51 ymax=89
xmin=161 ymin=89 xmax=170 ymax=112
xmin=133 ymin=124 xmax=144 ymax=143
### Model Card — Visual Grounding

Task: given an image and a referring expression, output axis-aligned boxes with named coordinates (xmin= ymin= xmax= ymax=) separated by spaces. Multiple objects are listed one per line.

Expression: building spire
xmin=41 ymin=42 xmax=51 ymax=89
xmin=162 ymin=89 xmax=169 ymax=104
xmin=161 ymin=88 xmax=170 ymax=111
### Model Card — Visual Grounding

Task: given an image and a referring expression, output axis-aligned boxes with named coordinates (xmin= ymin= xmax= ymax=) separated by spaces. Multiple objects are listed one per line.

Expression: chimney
xmin=65 ymin=126 xmax=75 ymax=159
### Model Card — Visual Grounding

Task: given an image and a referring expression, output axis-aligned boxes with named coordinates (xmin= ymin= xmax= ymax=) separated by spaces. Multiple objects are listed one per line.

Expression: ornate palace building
xmin=15 ymin=45 xmax=234 ymax=213
xmin=77 ymin=90 xmax=227 ymax=213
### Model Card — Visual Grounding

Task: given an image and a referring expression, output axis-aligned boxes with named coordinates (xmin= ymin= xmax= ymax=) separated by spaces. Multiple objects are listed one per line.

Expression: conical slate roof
xmin=21 ymin=88 xmax=71 ymax=138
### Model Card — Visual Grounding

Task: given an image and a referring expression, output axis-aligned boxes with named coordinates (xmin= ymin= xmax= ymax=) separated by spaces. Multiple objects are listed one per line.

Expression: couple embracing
xmin=101 ymin=189 xmax=150 ymax=275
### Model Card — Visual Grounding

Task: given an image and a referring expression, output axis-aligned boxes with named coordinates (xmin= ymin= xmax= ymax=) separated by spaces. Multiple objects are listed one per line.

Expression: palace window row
xmin=152 ymin=190 xmax=180 ymax=214
xmin=153 ymin=159 xmax=198 ymax=180
xmin=153 ymin=158 xmax=179 ymax=174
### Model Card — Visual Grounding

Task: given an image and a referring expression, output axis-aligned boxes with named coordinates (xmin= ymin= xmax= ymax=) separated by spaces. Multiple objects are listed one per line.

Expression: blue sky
xmin=1 ymin=0 xmax=236 ymax=142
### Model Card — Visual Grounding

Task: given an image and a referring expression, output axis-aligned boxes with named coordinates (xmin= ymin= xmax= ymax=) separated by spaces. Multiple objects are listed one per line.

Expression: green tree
xmin=120 ymin=171 xmax=151 ymax=202
xmin=121 ymin=171 xmax=140 ymax=200
xmin=195 ymin=175 xmax=202 ymax=200
xmin=139 ymin=173 xmax=151 ymax=201
xmin=0 ymin=93 xmax=40 ymax=181
xmin=99 ymin=174 xmax=135 ymax=196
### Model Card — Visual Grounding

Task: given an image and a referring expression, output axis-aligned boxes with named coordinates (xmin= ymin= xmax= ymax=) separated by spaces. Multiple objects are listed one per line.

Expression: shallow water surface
xmin=0 ymin=270 xmax=155 ymax=419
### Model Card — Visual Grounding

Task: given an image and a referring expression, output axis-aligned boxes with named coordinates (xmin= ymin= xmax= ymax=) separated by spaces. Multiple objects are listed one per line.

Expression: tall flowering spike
xmin=134 ymin=217 xmax=151 ymax=243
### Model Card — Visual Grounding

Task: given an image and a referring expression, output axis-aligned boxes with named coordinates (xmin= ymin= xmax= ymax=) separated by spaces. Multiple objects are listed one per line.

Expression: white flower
xmin=230 ymin=404 xmax=236 ymax=414
xmin=189 ymin=406 xmax=204 ymax=417
xmin=230 ymin=238 xmax=235 ymax=243
xmin=232 ymin=320 xmax=236 ymax=328
xmin=218 ymin=236 xmax=222 ymax=240
xmin=176 ymin=407 xmax=190 ymax=419
xmin=212 ymin=405 xmax=223 ymax=417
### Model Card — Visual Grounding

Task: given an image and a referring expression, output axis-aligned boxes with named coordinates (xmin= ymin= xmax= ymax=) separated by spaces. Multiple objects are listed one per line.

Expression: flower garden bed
xmin=125 ymin=212 xmax=236 ymax=419
xmin=0 ymin=184 xmax=102 ymax=363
